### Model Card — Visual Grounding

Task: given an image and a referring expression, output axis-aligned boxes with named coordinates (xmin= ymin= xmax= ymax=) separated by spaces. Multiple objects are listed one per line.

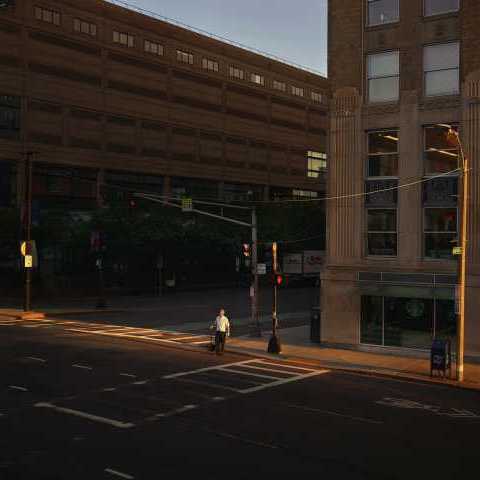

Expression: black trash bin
xmin=430 ymin=338 xmax=452 ymax=378
xmin=310 ymin=306 xmax=321 ymax=343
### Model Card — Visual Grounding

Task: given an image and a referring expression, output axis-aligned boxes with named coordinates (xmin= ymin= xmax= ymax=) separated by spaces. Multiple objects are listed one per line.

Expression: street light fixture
xmin=437 ymin=124 xmax=468 ymax=382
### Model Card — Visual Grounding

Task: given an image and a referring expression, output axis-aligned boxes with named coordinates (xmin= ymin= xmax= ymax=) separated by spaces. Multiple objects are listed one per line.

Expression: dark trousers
xmin=215 ymin=331 xmax=226 ymax=354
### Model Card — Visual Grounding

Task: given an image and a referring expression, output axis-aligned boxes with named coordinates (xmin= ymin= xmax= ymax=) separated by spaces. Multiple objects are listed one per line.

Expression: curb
xmin=0 ymin=309 xmax=127 ymax=320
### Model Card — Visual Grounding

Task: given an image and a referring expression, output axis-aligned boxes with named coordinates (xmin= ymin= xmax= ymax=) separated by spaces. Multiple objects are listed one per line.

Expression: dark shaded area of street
xmin=0 ymin=324 xmax=478 ymax=479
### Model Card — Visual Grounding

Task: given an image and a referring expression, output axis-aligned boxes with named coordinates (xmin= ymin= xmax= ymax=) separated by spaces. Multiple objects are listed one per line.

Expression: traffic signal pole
xmin=251 ymin=207 xmax=261 ymax=336
xmin=23 ymin=152 xmax=33 ymax=312
xmin=267 ymin=242 xmax=281 ymax=354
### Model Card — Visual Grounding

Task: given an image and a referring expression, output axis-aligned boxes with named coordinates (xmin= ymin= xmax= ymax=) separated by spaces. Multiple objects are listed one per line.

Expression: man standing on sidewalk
xmin=214 ymin=308 xmax=230 ymax=355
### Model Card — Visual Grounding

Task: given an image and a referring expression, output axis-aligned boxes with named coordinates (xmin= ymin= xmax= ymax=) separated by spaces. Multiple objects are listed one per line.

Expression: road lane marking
xmin=34 ymin=403 xmax=135 ymax=429
xmin=102 ymin=388 xmax=117 ymax=392
xmin=239 ymin=370 xmax=329 ymax=394
xmin=212 ymin=397 xmax=225 ymax=401
xmin=26 ymin=356 xmax=47 ymax=363
xmin=175 ymin=377 xmax=242 ymax=393
xmin=219 ymin=367 xmax=284 ymax=381
xmin=72 ymin=364 xmax=93 ymax=371
xmin=252 ymin=360 xmax=320 ymax=372
xmin=105 ymin=468 xmax=135 ymax=479
xmin=120 ymin=373 xmax=136 ymax=378
xmin=234 ymin=364 xmax=298 ymax=376
xmin=204 ymin=429 xmax=279 ymax=450
xmin=153 ymin=404 xmax=197 ymax=419
xmin=163 ymin=359 xmax=256 ymax=379
xmin=9 ymin=385 xmax=28 ymax=392
xmin=286 ymin=404 xmax=384 ymax=425
xmin=132 ymin=380 xmax=149 ymax=385
xmin=190 ymin=340 xmax=211 ymax=345
xmin=167 ymin=335 xmax=205 ymax=341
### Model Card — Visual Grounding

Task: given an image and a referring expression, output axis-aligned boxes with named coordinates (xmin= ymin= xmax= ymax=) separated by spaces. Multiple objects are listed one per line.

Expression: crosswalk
xmin=0 ymin=317 xmax=212 ymax=348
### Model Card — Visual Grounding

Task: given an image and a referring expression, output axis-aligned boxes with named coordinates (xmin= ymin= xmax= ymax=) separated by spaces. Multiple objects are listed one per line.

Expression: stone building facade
xmin=324 ymin=0 xmax=480 ymax=357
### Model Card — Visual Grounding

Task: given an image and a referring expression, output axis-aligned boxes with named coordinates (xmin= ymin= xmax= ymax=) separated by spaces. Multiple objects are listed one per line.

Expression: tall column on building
xmin=462 ymin=71 xmax=480 ymax=356
xmin=321 ymin=88 xmax=363 ymax=345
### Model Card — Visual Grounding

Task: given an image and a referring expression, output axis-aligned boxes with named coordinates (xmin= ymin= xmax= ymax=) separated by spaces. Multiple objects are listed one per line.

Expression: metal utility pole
xmin=267 ymin=241 xmax=281 ymax=354
xmin=23 ymin=151 xmax=33 ymax=312
xmin=250 ymin=207 xmax=261 ymax=336
xmin=456 ymin=135 xmax=468 ymax=382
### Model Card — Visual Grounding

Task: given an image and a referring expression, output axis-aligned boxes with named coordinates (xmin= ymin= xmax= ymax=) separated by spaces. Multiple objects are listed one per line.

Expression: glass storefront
xmin=361 ymin=295 xmax=456 ymax=349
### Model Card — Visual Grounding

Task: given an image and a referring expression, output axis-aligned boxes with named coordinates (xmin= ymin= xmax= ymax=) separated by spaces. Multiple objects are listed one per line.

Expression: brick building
xmin=324 ymin=0 xmax=480 ymax=357
xmin=0 ymin=0 xmax=328 ymax=294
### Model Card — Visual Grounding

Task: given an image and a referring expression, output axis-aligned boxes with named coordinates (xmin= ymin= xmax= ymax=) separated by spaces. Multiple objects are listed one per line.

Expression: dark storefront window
xmin=367 ymin=208 xmax=397 ymax=256
xmin=361 ymin=296 xmax=455 ymax=349
xmin=424 ymin=208 xmax=457 ymax=259
xmin=367 ymin=130 xmax=398 ymax=177
xmin=0 ymin=95 xmax=21 ymax=140
xmin=424 ymin=124 xmax=459 ymax=174
xmin=361 ymin=296 xmax=383 ymax=345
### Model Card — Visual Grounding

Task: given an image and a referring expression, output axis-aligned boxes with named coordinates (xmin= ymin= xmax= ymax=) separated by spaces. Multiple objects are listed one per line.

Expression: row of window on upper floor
xmin=33 ymin=6 xmax=325 ymax=104
xmin=367 ymin=0 xmax=459 ymax=27
xmin=368 ymin=41 xmax=459 ymax=102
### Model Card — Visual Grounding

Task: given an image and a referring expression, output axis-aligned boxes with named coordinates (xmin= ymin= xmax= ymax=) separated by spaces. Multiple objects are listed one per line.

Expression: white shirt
xmin=215 ymin=314 xmax=230 ymax=335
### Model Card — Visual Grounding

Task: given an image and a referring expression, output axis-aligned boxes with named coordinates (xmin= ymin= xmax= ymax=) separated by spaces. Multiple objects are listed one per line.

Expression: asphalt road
xmin=0 ymin=323 xmax=478 ymax=479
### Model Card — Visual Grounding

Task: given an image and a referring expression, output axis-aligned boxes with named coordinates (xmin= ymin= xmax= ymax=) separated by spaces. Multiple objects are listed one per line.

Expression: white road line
xmin=286 ymin=404 xmax=384 ymax=425
xmin=26 ymin=356 xmax=47 ymax=363
xmin=219 ymin=367 xmax=284 ymax=381
xmin=72 ymin=364 xmax=93 ymax=371
xmin=205 ymin=429 xmax=279 ymax=450
xmin=102 ymin=388 xmax=117 ymax=392
xmin=167 ymin=335 xmax=204 ymax=341
xmin=212 ymin=397 xmax=225 ymax=401
xmin=163 ymin=359 xmax=257 ymax=379
xmin=155 ymin=404 xmax=197 ymax=418
xmin=104 ymin=468 xmax=135 ymax=479
xmin=254 ymin=360 xmax=319 ymax=372
xmin=175 ymin=377 xmax=242 ymax=393
xmin=35 ymin=403 xmax=135 ymax=429
xmin=190 ymin=340 xmax=211 ymax=345
xmin=233 ymin=364 xmax=298 ymax=376
xmin=120 ymin=373 xmax=136 ymax=378
xmin=66 ymin=329 xmax=179 ymax=344
xmin=239 ymin=370 xmax=330 ymax=394
xmin=9 ymin=385 xmax=28 ymax=392
xmin=132 ymin=380 xmax=149 ymax=385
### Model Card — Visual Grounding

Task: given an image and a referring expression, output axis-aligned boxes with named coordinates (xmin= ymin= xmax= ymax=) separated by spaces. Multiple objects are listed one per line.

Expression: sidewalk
xmin=228 ymin=325 xmax=480 ymax=391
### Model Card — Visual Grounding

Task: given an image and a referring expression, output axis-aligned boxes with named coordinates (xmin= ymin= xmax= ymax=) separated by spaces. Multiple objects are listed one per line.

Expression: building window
xmin=73 ymin=18 xmax=97 ymax=36
xmin=273 ymin=80 xmax=286 ymax=92
xmin=307 ymin=151 xmax=327 ymax=178
xmin=367 ymin=51 xmax=399 ymax=103
xmin=291 ymin=85 xmax=304 ymax=97
xmin=424 ymin=0 xmax=460 ymax=17
xmin=424 ymin=124 xmax=459 ymax=174
xmin=113 ymin=31 xmax=135 ymax=48
xmin=35 ymin=6 xmax=61 ymax=25
xmin=424 ymin=42 xmax=459 ymax=97
xmin=311 ymin=91 xmax=323 ymax=103
xmin=367 ymin=130 xmax=399 ymax=177
xmin=144 ymin=40 xmax=164 ymax=56
xmin=424 ymin=208 xmax=457 ymax=259
xmin=367 ymin=0 xmax=399 ymax=26
xmin=202 ymin=58 xmax=219 ymax=72
xmin=292 ymin=189 xmax=318 ymax=199
xmin=250 ymin=73 xmax=265 ymax=86
xmin=177 ymin=50 xmax=194 ymax=65
xmin=0 ymin=94 xmax=21 ymax=140
xmin=229 ymin=66 xmax=244 ymax=80
xmin=367 ymin=209 xmax=397 ymax=256
xmin=361 ymin=296 xmax=454 ymax=349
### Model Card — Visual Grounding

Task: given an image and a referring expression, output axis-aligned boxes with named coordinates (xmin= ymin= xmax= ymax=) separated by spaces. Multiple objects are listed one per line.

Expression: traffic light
xmin=242 ymin=243 xmax=250 ymax=257
xmin=275 ymin=274 xmax=283 ymax=286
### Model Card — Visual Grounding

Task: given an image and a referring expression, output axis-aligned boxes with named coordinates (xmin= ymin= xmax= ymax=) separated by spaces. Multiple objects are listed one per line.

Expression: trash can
xmin=430 ymin=338 xmax=452 ymax=378
xmin=310 ymin=306 xmax=321 ymax=343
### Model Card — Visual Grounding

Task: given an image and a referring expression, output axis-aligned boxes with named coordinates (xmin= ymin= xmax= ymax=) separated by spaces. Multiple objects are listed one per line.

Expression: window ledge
xmin=365 ymin=22 xmax=399 ymax=32
xmin=423 ymin=12 xmax=460 ymax=23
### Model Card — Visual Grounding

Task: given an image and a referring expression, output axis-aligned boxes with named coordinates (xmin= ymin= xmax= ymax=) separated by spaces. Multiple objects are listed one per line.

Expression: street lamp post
xmin=23 ymin=151 xmax=33 ymax=312
xmin=441 ymin=124 xmax=468 ymax=382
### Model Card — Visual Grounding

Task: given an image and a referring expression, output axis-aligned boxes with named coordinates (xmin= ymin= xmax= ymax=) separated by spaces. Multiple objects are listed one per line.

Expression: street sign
xmin=257 ymin=263 xmax=266 ymax=275
xmin=452 ymin=247 xmax=463 ymax=256
xmin=181 ymin=197 xmax=193 ymax=212
xmin=20 ymin=240 xmax=38 ymax=267
xmin=25 ymin=255 xmax=33 ymax=268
